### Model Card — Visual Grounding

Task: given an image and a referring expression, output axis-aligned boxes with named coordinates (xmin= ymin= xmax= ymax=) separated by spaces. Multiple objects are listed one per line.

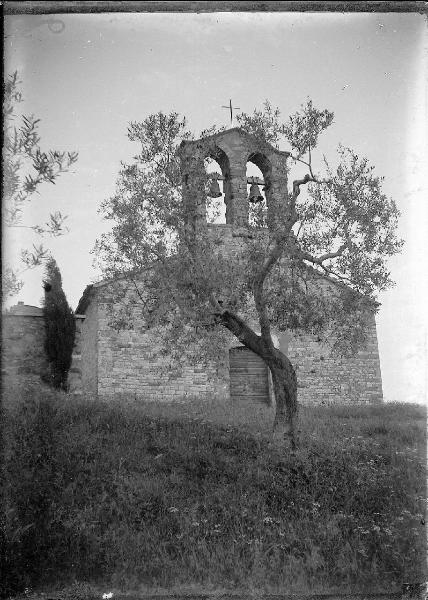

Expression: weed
xmin=2 ymin=385 xmax=426 ymax=597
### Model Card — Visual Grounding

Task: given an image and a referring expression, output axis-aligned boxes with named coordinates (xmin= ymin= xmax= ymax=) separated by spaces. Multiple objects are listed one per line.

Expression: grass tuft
xmin=1 ymin=386 xmax=426 ymax=597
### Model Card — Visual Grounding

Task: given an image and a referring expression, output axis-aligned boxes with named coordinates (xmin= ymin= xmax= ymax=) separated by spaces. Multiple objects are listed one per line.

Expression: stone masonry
xmin=74 ymin=127 xmax=383 ymax=405
xmin=75 ymin=277 xmax=382 ymax=405
xmin=77 ymin=282 xmax=230 ymax=401
xmin=2 ymin=302 xmax=85 ymax=393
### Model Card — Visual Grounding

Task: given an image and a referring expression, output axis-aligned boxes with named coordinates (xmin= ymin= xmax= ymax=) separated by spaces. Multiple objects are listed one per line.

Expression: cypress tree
xmin=42 ymin=258 xmax=76 ymax=390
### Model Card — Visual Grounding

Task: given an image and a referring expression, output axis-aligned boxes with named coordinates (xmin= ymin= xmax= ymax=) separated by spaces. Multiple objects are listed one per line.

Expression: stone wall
xmin=91 ymin=285 xmax=229 ymax=401
xmin=80 ymin=280 xmax=383 ymax=405
xmin=79 ymin=293 xmax=98 ymax=397
xmin=201 ymin=234 xmax=383 ymax=404
xmin=2 ymin=305 xmax=48 ymax=384
xmin=2 ymin=299 xmax=383 ymax=405
xmin=67 ymin=315 xmax=85 ymax=395
xmin=1 ymin=303 xmax=85 ymax=393
xmin=286 ymin=314 xmax=383 ymax=405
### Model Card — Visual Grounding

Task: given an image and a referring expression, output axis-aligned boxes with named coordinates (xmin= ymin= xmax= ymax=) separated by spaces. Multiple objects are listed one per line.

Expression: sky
xmin=3 ymin=9 xmax=427 ymax=404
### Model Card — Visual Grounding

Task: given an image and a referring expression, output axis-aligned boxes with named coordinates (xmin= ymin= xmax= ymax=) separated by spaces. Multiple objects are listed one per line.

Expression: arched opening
xmin=246 ymin=152 xmax=272 ymax=229
xmin=204 ymin=145 xmax=232 ymax=225
xmin=204 ymin=157 xmax=225 ymax=223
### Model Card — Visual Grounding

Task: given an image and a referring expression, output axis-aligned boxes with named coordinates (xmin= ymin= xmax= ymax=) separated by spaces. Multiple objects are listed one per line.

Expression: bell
xmin=248 ymin=182 xmax=263 ymax=203
xmin=208 ymin=178 xmax=222 ymax=198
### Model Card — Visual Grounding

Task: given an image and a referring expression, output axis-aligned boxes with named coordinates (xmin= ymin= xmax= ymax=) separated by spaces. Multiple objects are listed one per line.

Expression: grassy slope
xmin=2 ymin=389 xmax=426 ymax=597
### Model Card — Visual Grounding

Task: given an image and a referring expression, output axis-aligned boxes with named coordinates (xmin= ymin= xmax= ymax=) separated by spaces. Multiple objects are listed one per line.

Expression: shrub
xmin=42 ymin=258 xmax=75 ymax=390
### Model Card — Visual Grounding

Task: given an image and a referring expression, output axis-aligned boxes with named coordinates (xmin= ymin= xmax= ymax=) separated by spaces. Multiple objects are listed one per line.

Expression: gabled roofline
xmin=75 ymin=272 xmax=146 ymax=314
xmin=76 ymin=259 xmax=380 ymax=316
xmin=75 ymin=284 xmax=95 ymax=315
xmin=180 ymin=127 xmax=291 ymax=158
xmin=3 ymin=304 xmax=44 ymax=317
xmin=302 ymin=261 xmax=381 ymax=309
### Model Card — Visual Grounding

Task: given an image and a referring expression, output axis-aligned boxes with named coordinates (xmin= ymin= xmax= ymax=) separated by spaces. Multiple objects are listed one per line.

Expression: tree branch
xmin=318 ymin=265 xmax=355 ymax=286
xmin=253 ymin=278 xmax=274 ymax=350
xmin=300 ymin=240 xmax=349 ymax=266
xmin=256 ymin=239 xmax=285 ymax=287
xmin=209 ymin=293 xmax=265 ymax=356
xmin=129 ymin=275 xmax=146 ymax=305
xmin=252 ymin=230 xmax=301 ymax=351
xmin=292 ymin=173 xmax=316 ymax=202
xmin=252 ymin=238 xmax=288 ymax=349
xmin=290 ymin=153 xmax=316 ymax=181
xmin=298 ymin=257 xmax=355 ymax=287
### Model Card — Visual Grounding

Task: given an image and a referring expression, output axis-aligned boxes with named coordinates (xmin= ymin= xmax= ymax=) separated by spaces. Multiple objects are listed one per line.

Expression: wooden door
xmin=229 ymin=346 xmax=269 ymax=403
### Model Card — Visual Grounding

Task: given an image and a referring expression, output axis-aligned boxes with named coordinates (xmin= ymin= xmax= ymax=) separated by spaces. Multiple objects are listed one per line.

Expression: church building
xmin=75 ymin=128 xmax=383 ymax=406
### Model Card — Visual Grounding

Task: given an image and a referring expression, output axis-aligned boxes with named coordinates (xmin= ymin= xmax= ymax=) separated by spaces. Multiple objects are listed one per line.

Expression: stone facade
xmin=1 ymin=302 xmax=85 ymax=393
xmin=68 ymin=315 xmax=85 ymax=394
xmin=79 ymin=292 xmax=98 ymax=397
xmin=3 ymin=295 xmax=382 ymax=405
xmin=75 ymin=277 xmax=383 ymax=406
xmin=2 ymin=304 xmax=48 ymax=384
xmin=287 ymin=325 xmax=383 ymax=404
xmin=77 ymin=283 xmax=229 ymax=401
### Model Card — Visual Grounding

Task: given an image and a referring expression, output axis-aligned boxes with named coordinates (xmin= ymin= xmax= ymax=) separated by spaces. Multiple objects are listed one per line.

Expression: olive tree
xmin=95 ymin=102 xmax=402 ymax=448
xmin=3 ymin=71 xmax=78 ymax=298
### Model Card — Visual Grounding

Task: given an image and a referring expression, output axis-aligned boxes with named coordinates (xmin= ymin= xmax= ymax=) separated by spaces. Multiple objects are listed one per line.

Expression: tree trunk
xmin=269 ymin=352 xmax=298 ymax=449
xmin=215 ymin=308 xmax=298 ymax=447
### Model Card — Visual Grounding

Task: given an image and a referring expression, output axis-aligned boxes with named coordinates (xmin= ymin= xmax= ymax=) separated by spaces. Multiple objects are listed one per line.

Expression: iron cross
xmin=222 ymin=99 xmax=240 ymax=125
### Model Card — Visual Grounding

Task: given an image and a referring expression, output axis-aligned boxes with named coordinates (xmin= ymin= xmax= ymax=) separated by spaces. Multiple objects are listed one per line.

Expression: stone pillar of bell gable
xmin=266 ymin=152 xmax=290 ymax=228
xmin=180 ymin=145 xmax=208 ymax=232
xmin=228 ymin=159 xmax=248 ymax=228
xmin=217 ymin=134 xmax=249 ymax=229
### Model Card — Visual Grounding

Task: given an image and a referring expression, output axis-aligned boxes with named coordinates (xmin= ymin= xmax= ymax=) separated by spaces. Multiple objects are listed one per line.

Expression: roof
xmin=75 ymin=284 xmax=95 ymax=315
xmin=75 ymin=274 xmax=133 ymax=314
xmin=75 ymin=256 xmax=379 ymax=319
xmin=4 ymin=303 xmax=44 ymax=317
xmin=301 ymin=262 xmax=380 ymax=309
xmin=179 ymin=127 xmax=291 ymax=158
